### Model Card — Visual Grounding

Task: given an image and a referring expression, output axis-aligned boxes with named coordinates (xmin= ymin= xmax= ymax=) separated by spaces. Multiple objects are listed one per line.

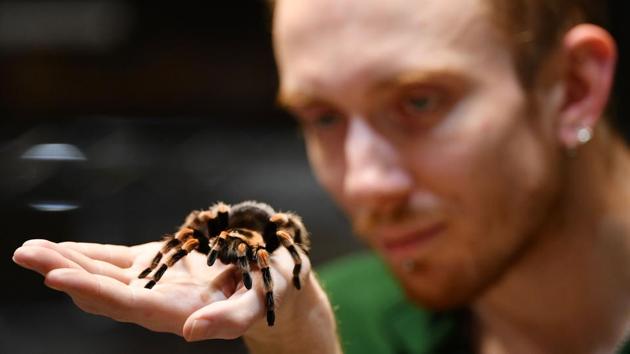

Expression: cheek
xmin=398 ymin=116 xmax=561 ymax=307
xmin=408 ymin=92 xmax=558 ymax=223
xmin=406 ymin=97 xmax=563 ymax=262
xmin=304 ymin=135 xmax=347 ymax=204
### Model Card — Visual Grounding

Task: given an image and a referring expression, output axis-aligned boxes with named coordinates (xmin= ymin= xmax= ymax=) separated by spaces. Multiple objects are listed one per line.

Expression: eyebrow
xmin=276 ymin=90 xmax=320 ymax=111
xmin=374 ymin=68 xmax=465 ymax=91
xmin=276 ymin=68 xmax=466 ymax=110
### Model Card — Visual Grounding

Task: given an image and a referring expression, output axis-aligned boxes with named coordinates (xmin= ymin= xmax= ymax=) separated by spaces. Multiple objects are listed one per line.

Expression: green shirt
xmin=317 ymin=251 xmax=630 ymax=354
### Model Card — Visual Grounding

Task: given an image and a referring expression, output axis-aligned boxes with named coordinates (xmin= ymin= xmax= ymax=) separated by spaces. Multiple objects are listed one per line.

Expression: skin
xmin=275 ymin=0 xmax=563 ymax=310
xmin=12 ymin=239 xmax=340 ymax=353
xmin=11 ymin=0 xmax=630 ymax=353
xmin=274 ymin=0 xmax=630 ymax=352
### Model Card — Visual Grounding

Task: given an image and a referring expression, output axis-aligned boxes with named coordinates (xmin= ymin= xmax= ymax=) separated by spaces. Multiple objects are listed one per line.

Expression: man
xmin=13 ymin=0 xmax=630 ymax=353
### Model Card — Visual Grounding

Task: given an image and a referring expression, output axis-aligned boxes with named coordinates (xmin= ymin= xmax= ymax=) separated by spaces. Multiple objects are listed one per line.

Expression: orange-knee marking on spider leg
xmin=257 ymin=249 xmax=270 ymax=268
xmin=219 ymin=230 xmax=229 ymax=241
xmin=210 ymin=231 xmax=229 ymax=252
xmin=175 ymin=227 xmax=194 ymax=241
xmin=159 ymin=236 xmax=179 ymax=253
xmin=257 ymin=249 xmax=274 ymax=291
xmin=276 ymin=230 xmax=295 ymax=246
xmin=236 ymin=242 xmax=252 ymax=289
xmin=270 ymin=213 xmax=289 ymax=225
xmin=197 ymin=210 xmax=215 ymax=223
xmin=165 ymin=239 xmax=198 ymax=267
xmin=182 ymin=238 xmax=199 ymax=252
xmin=277 ymin=230 xmax=302 ymax=266
xmin=237 ymin=242 xmax=247 ymax=256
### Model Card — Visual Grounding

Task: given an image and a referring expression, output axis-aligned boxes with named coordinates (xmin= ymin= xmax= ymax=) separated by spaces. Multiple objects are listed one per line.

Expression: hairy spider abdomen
xmin=228 ymin=203 xmax=273 ymax=231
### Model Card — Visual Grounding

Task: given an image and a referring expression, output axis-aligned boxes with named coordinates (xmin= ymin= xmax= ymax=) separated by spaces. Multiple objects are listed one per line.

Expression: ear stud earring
xmin=576 ymin=127 xmax=593 ymax=144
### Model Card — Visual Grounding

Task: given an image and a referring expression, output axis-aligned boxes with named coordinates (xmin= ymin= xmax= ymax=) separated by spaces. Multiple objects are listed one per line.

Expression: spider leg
xmin=256 ymin=248 xmax=275 ymax=326
xmin=276 ymin=230 xmax=304 ymax=290
xmin=141 ymin=227 xmax=195 ymax=286
xmin=138 ymin=234 xmax=180 ymax=279
xmin=207 ymin=230 xmax=229 ymax=266
xmin=144 ymin=237 xmax=200 ymax=289
xmin=236 ymin=242 xmax=253 ymax=289
xmin=205 ymin=202 xmax=230 ymax=239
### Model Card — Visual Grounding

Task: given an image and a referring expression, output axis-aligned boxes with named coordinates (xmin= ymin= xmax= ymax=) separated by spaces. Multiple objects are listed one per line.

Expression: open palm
xmin=12 ymin=239 xmax=299 ymax=340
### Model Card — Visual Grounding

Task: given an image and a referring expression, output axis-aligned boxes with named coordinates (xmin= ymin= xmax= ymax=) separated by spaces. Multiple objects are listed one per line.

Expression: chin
xmin=402 ymin=285 xmax=472 ymax=311
xmin=394 ymin=267 xmax=488 ymax=311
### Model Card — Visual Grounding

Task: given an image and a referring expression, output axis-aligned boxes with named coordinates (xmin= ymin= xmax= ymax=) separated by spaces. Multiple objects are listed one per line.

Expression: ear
xmin=557 ymin=24 xmax=617 ymax=148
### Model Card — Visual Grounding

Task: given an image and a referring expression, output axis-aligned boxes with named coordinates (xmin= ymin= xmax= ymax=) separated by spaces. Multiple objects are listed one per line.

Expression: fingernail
xmin=190 ymin=319 xmax=212 ymax=341
xmin=12 ymin=248 xmax=30 ymax=267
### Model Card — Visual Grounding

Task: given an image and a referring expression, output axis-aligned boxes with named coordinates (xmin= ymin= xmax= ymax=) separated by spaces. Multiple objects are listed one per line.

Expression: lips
xmin=377 ymin=222 xmax=447 ymax=259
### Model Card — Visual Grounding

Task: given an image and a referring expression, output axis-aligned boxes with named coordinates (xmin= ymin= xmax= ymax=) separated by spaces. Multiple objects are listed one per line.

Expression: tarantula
xmin=137 ymin=201 xmax=311 ymax=326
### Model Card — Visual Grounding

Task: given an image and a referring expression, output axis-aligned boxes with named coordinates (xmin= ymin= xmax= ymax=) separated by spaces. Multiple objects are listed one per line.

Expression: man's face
xmin=274 ymin=0 xmax=564 ymax=308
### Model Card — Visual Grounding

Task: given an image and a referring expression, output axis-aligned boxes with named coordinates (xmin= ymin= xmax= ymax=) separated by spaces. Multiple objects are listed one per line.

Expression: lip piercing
xmin=402 ymin=259 xmax=415 ymax=272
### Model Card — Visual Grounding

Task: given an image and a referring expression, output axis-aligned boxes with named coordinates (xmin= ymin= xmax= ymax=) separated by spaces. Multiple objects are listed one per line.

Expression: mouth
xmin=378 ymin=222 xmax=447 ymax=259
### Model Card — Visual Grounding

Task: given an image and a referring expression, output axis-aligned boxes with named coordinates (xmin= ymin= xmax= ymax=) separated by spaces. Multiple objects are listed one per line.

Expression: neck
xmin=473 ymin=129 xmax=630 ymax=354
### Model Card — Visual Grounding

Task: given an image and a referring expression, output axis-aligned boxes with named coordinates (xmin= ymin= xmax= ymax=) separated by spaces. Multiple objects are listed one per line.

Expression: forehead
xmin=274 ymin=0 xmax=488 ymax=36
xmin=273 ymin=0 xmax=510 ymax=104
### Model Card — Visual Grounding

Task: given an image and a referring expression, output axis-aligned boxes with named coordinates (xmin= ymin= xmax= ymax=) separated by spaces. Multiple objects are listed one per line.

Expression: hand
xmin=12 ymin=238 xmax=312 ymax=341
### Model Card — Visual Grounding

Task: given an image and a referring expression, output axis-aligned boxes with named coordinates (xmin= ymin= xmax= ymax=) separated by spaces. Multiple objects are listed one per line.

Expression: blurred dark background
xmin=0 ymin=1 xmax=362 ymax=353
xmin=0 ymin=1 xmax=628 ymax=354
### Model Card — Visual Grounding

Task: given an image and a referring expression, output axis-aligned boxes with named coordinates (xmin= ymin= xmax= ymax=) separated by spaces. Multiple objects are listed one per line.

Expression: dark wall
xmin=610 ymin=0 xmax=630 ymax=136
xmin=1 ymin=2 xmax=361 ymax=354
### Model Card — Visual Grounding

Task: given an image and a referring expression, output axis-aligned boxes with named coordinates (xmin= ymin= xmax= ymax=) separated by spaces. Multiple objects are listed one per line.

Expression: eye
xmin=387 ymin=87 xmax=453 ymax=133
xmin=407 ymin=97 xmax=435 ymax=111
xmin=312 ymin=112 xmax=342 ymax=128
xmin=399 ymin=94 xmax=439 ymax=117
xmin=295 ymin=107 xmax=344 ymax=130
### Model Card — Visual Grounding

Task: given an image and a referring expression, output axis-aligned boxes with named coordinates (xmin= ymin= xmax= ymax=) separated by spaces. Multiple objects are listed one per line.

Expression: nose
xmin=343 ymin=118 xmax=412 ymax=209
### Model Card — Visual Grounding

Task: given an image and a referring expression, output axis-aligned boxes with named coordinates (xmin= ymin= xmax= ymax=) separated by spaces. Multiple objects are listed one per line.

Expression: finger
xmin=58 ymin=241 xmax=135 ymax=268
xmin=21 ymin=240 xmax=132 ymax=283
xmin=181 ymin=248 xmax=307 ymax=341
xmin=13 ymin=245 xmax=84 ymax=276
xmin=44 ymin=268 xmax=182 ymax=332
xmin=183 ymin=288 xmax=264 ymax=341
xmin=45 ymin=268 xmax=132 ymax=315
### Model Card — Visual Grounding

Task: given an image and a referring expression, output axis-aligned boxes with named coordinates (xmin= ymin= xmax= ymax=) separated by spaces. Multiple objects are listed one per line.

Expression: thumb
xmin=183 ymin=287 xmax=265 ymax=341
